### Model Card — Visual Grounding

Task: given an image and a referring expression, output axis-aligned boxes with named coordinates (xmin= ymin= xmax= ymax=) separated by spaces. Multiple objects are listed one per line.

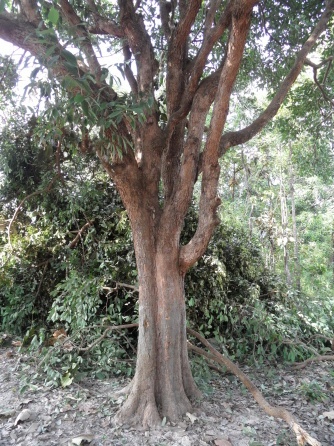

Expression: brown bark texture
xmin=0 ymin=0 xmax=334 ymax=428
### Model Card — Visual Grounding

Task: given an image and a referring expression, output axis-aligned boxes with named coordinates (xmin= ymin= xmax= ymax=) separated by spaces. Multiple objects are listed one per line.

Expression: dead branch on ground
xmin=187 ymin=327 xmax=321 ymax=446
xmin=37 ymin=322 xmax=323 ymax=444
xmin=292 ymin=354 xmax=334 ymax=370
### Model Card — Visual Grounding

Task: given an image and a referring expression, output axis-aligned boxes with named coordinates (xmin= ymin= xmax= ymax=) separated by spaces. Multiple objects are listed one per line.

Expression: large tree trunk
xmin=115 ymin=210 xmax=201 ymax=427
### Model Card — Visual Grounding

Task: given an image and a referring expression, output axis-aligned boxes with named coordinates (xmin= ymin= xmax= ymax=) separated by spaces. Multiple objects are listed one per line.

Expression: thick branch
xmin=20 ymin=0 xmax=42 ymax=25
xmin=123 ymin=44 xmax=138 ymax=95
xmin=159 ymin=0 xmax=172 ymax=39
xmin=119 ymin=0 xmax=158 ymax=94
xmin=180 ymin=1 xmax=256 ymax=271
xmin=173 ymin=1 xmax=232 ymax=121
xmin=219 ymin=0 xmax=334 ymax=153
xmin=162 ymin=70 xmax=221 ymax=230
xmin=87 ymin=0 xmax=124 ymax=37
xmin=166 ymin=0 xmax=202 ymax=115
xmin=59 ymin=0 xmax=102 ymax=79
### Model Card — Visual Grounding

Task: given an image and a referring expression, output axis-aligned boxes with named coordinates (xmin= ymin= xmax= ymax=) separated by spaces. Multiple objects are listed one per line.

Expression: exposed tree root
xmin=292 ymin=354 xmax=334 ymax=370
xmin=187 ymin=328 xmax=321 ymax=446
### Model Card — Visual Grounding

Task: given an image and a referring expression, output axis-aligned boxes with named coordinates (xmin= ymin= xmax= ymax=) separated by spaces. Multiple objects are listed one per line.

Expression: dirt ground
xmin=0 ymin=346 xmax=333 ymax=446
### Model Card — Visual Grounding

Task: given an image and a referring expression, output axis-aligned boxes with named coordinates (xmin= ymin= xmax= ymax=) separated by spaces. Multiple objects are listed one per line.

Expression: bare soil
xmin=0 ymin=347 xmax=333 ymax=446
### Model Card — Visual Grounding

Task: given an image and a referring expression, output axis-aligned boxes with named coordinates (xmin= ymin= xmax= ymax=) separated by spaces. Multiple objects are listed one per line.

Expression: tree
xmin=0 ymin=0 xmax=333 ymax=427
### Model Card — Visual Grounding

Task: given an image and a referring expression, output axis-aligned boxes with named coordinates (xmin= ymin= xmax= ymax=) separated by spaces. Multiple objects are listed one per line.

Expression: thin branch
xmin=34 ymin=260 xmax=49 ymax=298
xmin=78 ymin=323 xmax=138 ymax=352
xmin=122 ymin=44 xmax=138 ymax=95
xmin=102 ymin=282 xmax=139 ymax=295
xmin=305 ymin=57 xmax=334 ymax=106
xmin=282 ymin=338 xmax=321 ymax=357
xmin=68 ymin=221 xmax=94 ymax=249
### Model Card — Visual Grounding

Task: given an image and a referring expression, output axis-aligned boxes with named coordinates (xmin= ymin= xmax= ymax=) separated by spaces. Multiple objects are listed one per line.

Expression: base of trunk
xmin=115 ymin=369 xmax=201 ymax=428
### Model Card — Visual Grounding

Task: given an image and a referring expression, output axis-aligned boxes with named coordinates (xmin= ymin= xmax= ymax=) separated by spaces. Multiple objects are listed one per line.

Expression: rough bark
xmin=115 ymin=209 xmax=200 ymax=427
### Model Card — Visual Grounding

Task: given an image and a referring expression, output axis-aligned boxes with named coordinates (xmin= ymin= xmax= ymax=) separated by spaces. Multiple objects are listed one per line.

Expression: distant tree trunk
xmin=241 ymin=149 xmax=253 ymax=235
xmin=279 ymin=158 xmax=291 ymax=287
xmin=289 ymin=145 xmax=301 ymax=291
xmin=331 ymin=223 xmax=334 ymax=285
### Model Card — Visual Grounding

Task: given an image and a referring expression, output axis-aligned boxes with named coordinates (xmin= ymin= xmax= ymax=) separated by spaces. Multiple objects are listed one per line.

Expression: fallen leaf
xmin=323 ymin=411 xmax=334 ymax=420
xmin=14 ymin=409 xmax=31 ymax=425
xmin=186 ymin=412 xmax=197 ymax=424
xmin=214 ymin=439 xmax=232 ymax=446
xmin=12 ymin=341 xmax=22 ymax=347
xmin=161 ymin=416 xmax=167 ymax=426
xmin=71 ymin=433 xmax=95 ymax=445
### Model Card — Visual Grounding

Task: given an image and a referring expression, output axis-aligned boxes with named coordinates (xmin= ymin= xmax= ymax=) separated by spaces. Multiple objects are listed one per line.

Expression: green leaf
xmin=81 ymin=100 xmax=89 ymax=117
xmin=48 ymin=7 xmax=59 ymax=25
xmin=64 ymin=61 xmax=78 ymax=75
xmin=30 ymin=67 xmax=40 ymax=80
xmin=74 ymin=94 xmax=85 ymax=104
xmin=60 ymin=372 xmax=74 ymax=387
xmin=61 ymin=50 xmax=77 ymax=67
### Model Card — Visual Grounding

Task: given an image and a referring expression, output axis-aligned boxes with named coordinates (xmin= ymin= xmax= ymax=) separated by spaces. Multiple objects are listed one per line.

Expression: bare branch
xmin=219 ymin=0 xmax=334 ymax=154
xmin=305 ymin=57 xmax=334 ymax=106
xmin=159 ymin=0 xmax=172 ymax=39
xmin=163 ymin=70 xmax=221 ymax=227
xmin=179 ymin=1 xmax=232 ymax=109
xmin=87 ymin=0 xmax=124 ymax=37
xmin=166 ymin=0 xmax=202 ymax=115
xmin=123 ymin=44 xmax=138 ymax=95
xmin=119 ymin=0 xmax=158 ymax=93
